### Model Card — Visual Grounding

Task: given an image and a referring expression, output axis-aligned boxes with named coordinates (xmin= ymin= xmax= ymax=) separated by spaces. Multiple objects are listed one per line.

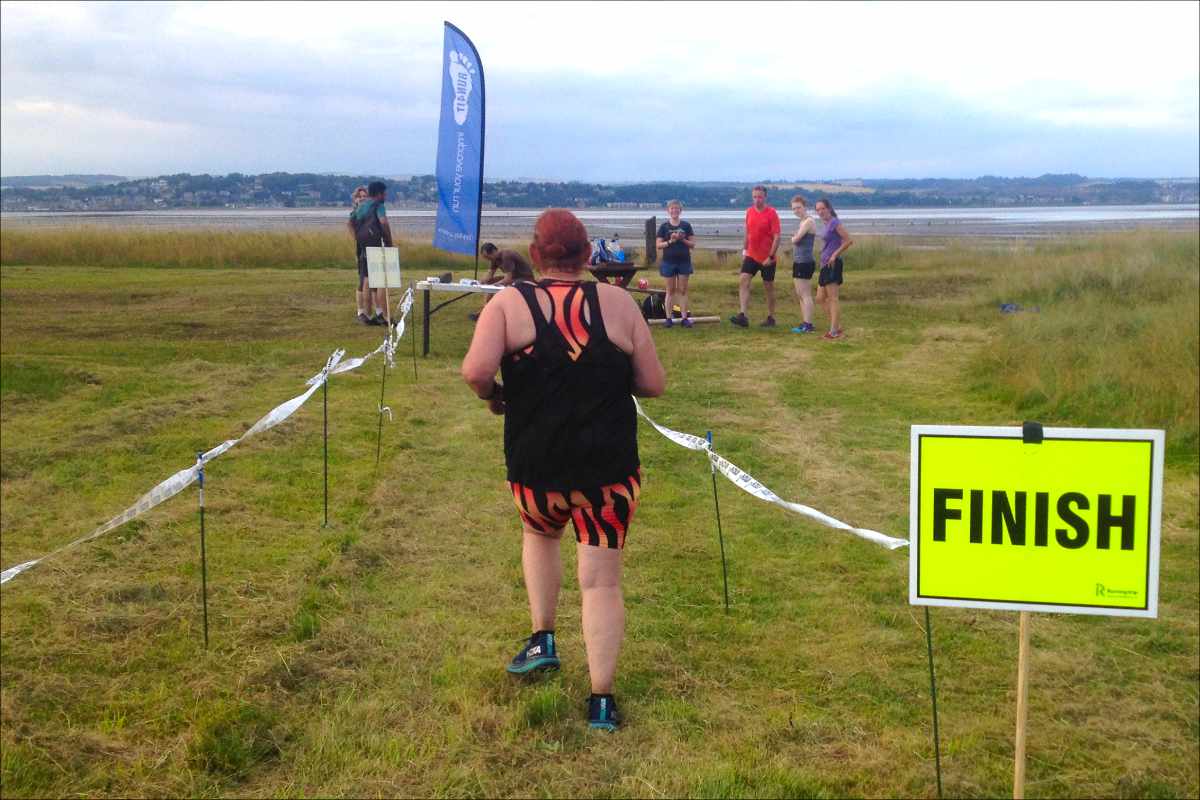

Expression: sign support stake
xmin=1013 ymin=610 xmax=1031 ymax=799
xmin=707 ymin=431 xmax=730 ymax=614
xmin=374 ymin=260 xmax=393 ymax=472
xmin=924 ymin=606 xmax=944 ymax=799
xmin=410 ymin=281 xmax=419 ymax=380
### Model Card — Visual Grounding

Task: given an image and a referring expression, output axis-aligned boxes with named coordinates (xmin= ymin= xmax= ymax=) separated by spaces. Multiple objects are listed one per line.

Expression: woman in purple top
xmin=815 ymin=198 xmax=854 ymax=340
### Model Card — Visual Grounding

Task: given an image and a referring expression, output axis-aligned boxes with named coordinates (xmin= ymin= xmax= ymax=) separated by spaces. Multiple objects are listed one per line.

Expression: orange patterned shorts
xmin=508 ymin=469 xmax=642 ymax=549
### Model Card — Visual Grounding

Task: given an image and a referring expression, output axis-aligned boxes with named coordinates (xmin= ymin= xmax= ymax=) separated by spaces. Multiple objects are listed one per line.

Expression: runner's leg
xmin=738 ymin=272 xmax=752 ymax=316
xmin=827 ymin=283 xmax=841 ymax=333
xmin=523 ymin=527 xmax=563 ymax=632
xmin=577 ymin=544 xmax=624 ymax=694
xmin=795 ymin=278 xmax=813 ymax=325
xmin=663 ymin=275 xmax=677 ymax=320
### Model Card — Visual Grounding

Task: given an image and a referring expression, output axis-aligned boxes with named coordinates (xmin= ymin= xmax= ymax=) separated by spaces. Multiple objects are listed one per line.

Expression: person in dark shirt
xmin=470 ymin=243 xmax=536 ymax=321
xmin=461 ymin=209 xmax=665 ymax=731
xmin=481 ymin=242 xmax=535 ymax=284
xmin=655 ymin=200 xmax=696 ymax=327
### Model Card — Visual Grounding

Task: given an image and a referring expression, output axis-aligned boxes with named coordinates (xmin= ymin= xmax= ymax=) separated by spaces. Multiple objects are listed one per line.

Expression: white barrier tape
xmin=1 ymin=461 xmax=201 ymax=584
xmin=3 ymin=348 xmax=347 ymax=586
xmin=633 ymin=399 xmax=908 ymax=551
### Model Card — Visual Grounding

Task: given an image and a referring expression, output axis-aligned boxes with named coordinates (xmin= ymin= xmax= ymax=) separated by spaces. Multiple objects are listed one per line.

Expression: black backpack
xmin=353 ymin=200 xmax=385 ymax=246
xmin=640 ymin=293 xmax=666 ymax=320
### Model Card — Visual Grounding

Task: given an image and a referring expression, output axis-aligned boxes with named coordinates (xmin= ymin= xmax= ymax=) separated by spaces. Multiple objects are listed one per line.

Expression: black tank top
xmin=501 ymin=279 xmax=639 ymax=490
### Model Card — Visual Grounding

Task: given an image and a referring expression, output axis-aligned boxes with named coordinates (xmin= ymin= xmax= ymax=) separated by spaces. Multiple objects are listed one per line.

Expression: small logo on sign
xmin=1095 ymin=583 xmax=1139 ymax=598
xmin=448 ymin=50 xmax=476 ymax=125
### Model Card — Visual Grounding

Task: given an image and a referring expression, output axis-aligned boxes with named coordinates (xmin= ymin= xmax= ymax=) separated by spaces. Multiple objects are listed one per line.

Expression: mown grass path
xmin=1 ymin=233 xmax=1196 ymax=798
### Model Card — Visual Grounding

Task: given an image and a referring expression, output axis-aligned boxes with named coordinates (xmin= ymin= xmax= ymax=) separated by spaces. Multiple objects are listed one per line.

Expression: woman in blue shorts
xmin=655 ymin=200 xmax=696 ymax=328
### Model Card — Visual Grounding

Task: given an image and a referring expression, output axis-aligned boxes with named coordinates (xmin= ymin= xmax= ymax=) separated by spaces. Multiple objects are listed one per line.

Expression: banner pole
xmin=706 ymin=431 xmax=730 ymax=614
xmin=925 ymin=607 xmax=944 ymax=799
xmin=196 ymin=453 xmax=209 ymax=651
xmin=322 ymin=378 xmax=329 ymax=527
xmin=1014 ymin=611 xmax=1031 ymax=799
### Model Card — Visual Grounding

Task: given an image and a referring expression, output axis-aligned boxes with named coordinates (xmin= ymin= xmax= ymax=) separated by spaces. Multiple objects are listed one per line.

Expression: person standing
xmin=461 ymin=209 xmax=666 ymax=731
xmin=347 ymin=180 xmax=395 ymax=325
xmin=815 ymin=198 xmax=853 ymax=340
xmin=655 ymin=199 xmax=696 ymax=328
xmin=789 ymin=195 xmax=818 ymax=333
xmin=730 ymin=185 xmax=781 ymax=327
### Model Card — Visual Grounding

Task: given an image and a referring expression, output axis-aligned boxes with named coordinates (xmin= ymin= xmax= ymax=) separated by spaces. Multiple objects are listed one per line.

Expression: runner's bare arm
xmin=629 ymin=310 xmax=666 ymax=398
xmin=830 ymin=222 xmax=854 ymax=261
xmin=461 ymin=296 xmax=508 ymax=399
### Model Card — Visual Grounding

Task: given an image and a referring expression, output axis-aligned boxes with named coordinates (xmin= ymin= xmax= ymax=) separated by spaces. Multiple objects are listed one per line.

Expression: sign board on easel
xmin=365 ymin=246 xmax=401 ymax=290
xmin=909 ymin=424 xmax=1164 ymax=798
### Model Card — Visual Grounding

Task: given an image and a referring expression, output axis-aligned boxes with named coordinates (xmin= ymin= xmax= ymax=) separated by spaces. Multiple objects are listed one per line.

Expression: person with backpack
xmin=346 ymin=180 xmax=395 ymax=325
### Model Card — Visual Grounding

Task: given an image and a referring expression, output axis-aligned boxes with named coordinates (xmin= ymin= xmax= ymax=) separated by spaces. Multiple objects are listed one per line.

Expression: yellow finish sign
xmin=909 ymin=425 xmax=1163 ymax=618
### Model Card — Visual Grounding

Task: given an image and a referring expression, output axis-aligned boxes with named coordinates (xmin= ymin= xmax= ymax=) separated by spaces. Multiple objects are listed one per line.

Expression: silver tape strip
xmin=633 ymin=399 xmax=908 ymax=550
xmin=3 ymin=338 xmax=385 ymax=585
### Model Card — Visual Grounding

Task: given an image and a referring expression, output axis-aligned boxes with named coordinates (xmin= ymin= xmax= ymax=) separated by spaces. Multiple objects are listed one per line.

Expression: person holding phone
xmin=655 ymin=199 xmax=696 ymax=327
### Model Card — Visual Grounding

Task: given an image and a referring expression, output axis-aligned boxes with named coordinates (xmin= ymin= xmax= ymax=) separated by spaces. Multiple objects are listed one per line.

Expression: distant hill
xmin=0 ymin=174 xmax=126 ymax=190
xmin=1 ymin=172 xmax=1196 ymax=212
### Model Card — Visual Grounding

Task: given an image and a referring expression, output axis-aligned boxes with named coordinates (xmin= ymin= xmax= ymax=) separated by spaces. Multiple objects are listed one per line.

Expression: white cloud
xmin=1 ymin=0 xmax=1196 ymax=177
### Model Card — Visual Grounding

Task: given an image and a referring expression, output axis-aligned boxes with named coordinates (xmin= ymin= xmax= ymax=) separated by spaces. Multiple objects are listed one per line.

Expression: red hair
xmin=531 ymin=209 xmax=590 ymax=271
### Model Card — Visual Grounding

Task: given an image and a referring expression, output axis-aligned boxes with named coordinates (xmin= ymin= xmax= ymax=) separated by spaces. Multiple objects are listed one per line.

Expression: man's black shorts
xmin=741 ymin=256 xmax=777 ymax=282
xmin=793 ymin=260 xmax=816 ymax=280
xmin=356 ymin=244 xmax=370 ymax=286
xmin=818 ymin=258 xmax=844 ymax=287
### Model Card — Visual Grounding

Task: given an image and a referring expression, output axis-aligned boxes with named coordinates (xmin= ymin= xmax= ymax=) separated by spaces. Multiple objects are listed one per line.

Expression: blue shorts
xmin=659 ymin=260 xmax=693 ymax=278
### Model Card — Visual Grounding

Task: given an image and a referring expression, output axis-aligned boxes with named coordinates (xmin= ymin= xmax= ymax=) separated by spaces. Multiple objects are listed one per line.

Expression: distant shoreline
xmin=3 ymin=204 xmax=1196 ymax=250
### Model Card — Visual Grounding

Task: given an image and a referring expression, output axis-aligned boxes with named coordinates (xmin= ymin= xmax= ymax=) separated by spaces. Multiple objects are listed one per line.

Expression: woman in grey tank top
xmin=788 ymin=195 xmax=818 ymax=333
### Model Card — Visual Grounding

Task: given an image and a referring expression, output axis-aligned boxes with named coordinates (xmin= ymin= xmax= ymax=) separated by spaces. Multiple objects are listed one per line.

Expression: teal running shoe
xmin=506 ymin=631 xmax=560 ymax=675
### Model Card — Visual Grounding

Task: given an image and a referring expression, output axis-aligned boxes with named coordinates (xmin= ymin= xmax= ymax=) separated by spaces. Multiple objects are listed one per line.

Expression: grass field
xmin=1 ymin=227 xmax=1197 ymax=798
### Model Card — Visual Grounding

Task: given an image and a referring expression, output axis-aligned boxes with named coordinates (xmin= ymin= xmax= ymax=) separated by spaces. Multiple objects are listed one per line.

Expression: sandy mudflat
xmin=3 ymin=206 xmax=1196 ymax=251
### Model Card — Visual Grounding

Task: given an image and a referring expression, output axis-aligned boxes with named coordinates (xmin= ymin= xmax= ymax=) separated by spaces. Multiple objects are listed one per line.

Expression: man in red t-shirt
xmin=730 ymin=185 xmax=782 ymax=327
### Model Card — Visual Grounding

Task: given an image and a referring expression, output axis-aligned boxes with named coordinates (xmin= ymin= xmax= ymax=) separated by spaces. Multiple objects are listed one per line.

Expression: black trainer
xmin=588 ymin=694 xmax=621 ymax=731
xmin=759 ymin=316 xmax=777 ymax=328
xmin=506 ymin=630 xmax=560 ymax=675
xmin=729 ymin=313 xmax=749 ymax=328
xmin=357 ymin=312 xmax=372 ymax=325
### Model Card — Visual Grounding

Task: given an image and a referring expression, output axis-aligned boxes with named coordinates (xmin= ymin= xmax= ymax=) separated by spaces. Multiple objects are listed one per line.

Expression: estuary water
xmin=3 ymin=204 xmax=1196 ymax=249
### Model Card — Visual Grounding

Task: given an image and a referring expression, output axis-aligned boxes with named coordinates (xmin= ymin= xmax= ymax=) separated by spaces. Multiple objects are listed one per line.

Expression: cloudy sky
xmin=2 ymin=1 xmax=1198 ymax=181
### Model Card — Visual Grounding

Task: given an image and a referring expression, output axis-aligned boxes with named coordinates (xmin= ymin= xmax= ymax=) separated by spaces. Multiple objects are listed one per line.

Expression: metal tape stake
xmin=707 ymin=431 xmax=730 ymax=614
xmin=196 ymin=453 xmax=209 ymax=651
xmin=925 ymin=607 xmax=944 ymax=799
xmin=322 ymin=376 xmax=329 ymax=528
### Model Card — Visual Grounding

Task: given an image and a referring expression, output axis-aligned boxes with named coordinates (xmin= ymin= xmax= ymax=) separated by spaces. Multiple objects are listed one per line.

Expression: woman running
xmin=815 ymin=198 xmax=853 ymax=339
xmin=789 ymin=195 xmax=818 ymax=333
xmin=461 ymin=209 xmax=666 ymax=731
xmin=655 ymin=199 xmax=696 ymax=327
